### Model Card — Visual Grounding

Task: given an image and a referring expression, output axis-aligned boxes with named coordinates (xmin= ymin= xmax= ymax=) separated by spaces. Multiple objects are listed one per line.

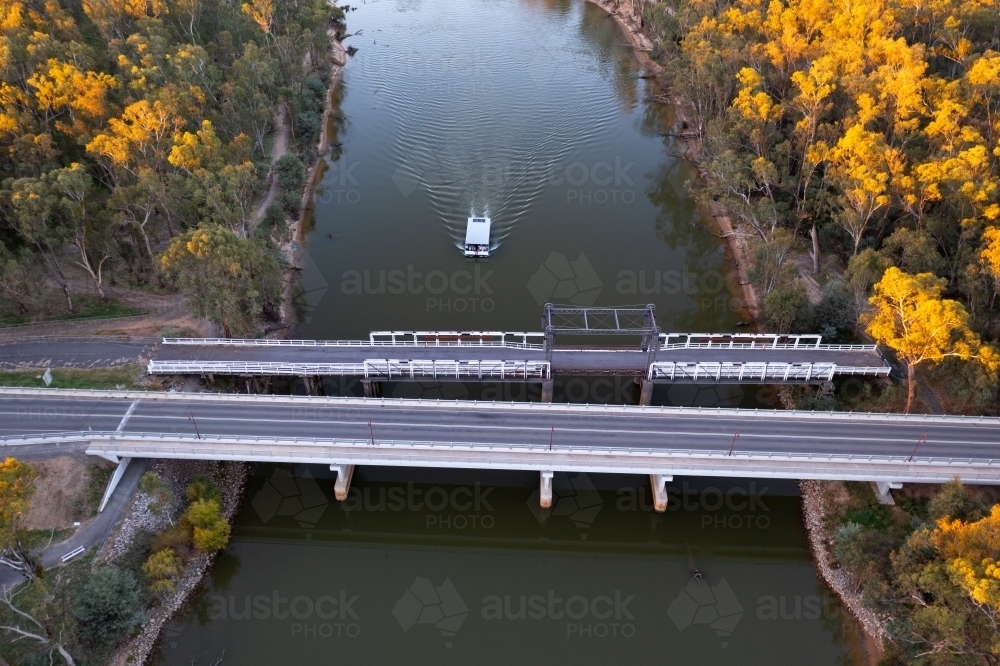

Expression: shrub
xmin=274 ymin=154 xmax=305 ymax=192
xmin=279 ymin=190 xmax=302 ymax=218
xmin=187 ymin=499 xmax=231 ymax=551
xmin=185 ymin=477 xmax=223 ymax=504
xmin=927 ymin=479 xmax=988 ymax=523
xmin=73 ymin=568 xmax=144 ymax=646
xmin=812 ymin=280 xmax=855 ymax=342
xmin=758 ymin=281 xmax=811 ymax=333
xmin=142 ymin=548 xmax=181 ymax=596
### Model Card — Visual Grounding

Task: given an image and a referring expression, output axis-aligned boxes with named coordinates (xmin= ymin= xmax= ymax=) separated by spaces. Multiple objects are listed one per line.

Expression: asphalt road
xmin=0 ymin=340 xmax=153 ymax=369
xmin=2 ymin=392 xmax=997 ymax=461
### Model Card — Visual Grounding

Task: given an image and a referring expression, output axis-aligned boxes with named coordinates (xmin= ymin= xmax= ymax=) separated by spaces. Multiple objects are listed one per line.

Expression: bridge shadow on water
xmin=154 ymin=466 xmax=870 ymax=666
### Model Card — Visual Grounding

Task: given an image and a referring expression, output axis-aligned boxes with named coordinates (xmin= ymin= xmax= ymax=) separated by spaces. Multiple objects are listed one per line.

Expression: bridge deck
xmin=2 ymin=390 xmax=997 ymax=485
xmin=149 ymin=341 xmax=887 ymax=379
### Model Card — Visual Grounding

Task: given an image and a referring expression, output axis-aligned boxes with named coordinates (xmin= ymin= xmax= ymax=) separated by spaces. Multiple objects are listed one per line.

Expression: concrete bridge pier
xmin=332 ymin=464 xmax=355 ymax=500
xmin=539 ymin=471 xmax=554 ymax=508
xmin=362 ymin=379 xmax=382 ymax=398
xmin=639 ymin=380 xmax=654 ymax=406
xmin=541 ymin=379 xmax=553 ymax=403
xmin=870 ymin=481 xmax=903 ymax=505
xmin=650 ymin=474 xmax=672 ymax=512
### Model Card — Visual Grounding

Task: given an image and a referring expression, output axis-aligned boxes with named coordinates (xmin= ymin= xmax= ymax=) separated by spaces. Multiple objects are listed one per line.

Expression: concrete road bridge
xmin=2 ymin=388 xmax=996 ymax=512
xmin=148 ymin=305 xmax=890 ymax=403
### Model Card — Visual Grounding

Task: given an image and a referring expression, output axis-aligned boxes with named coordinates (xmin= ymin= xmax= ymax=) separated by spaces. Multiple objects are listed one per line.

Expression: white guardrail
xmin=77 ymin=432 xmax=1000 ymax=467
xmin=162 ymin=332 xmax=547 ymax=350
xmin=148 ymin=359 xmax=551 ymax=380
xmin=648 ymin=362 xmax=891 ymax=382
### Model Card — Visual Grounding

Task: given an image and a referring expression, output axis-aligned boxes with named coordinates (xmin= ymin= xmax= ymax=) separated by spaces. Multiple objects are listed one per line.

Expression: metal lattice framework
xmin=148 ymin=359 xmax=549 ymax=381
xmin=542 ymin=304 xmax=660 ymax=366
xmin=647 ymin=362 xmax=891 ymax=384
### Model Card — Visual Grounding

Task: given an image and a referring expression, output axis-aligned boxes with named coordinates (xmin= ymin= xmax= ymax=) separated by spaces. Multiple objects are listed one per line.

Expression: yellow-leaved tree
xmin=932 ymin=504 xmax=1000 ymax=613
xmin=864 ymin=267 xmax=984 ymax=413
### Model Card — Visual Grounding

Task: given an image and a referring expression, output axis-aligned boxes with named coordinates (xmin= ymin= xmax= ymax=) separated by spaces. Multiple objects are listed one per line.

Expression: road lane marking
xmin=122 ymin=414 xmax=996 ymax=448
xmin=116 ymin=400 xmax=139 ymax=432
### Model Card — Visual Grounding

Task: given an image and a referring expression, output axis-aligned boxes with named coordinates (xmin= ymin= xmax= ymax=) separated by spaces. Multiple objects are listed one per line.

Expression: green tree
xmin=758 ymin=281 xmax=811 ymax=333
xmin=72 ymin=568 xmax=144 ymax=646
xmin=159 ymin=224 xmax=282 ymax=337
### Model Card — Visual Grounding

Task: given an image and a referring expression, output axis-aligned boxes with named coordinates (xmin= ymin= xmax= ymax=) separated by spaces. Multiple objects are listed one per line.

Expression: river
xmin=152 ymin=0 xmax=869 ymax=662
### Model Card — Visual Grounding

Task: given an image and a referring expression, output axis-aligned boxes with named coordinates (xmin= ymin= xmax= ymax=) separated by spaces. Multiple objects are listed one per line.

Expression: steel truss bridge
xmin=148 ymin=305 xmax=890 ymax=397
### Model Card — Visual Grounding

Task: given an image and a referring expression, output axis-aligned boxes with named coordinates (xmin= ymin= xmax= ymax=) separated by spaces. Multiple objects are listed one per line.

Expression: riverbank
xmin=800 ymin=480 xmax=886 ymax=664
xmin=108 ymin=461 xmax=251 ymax=666
xmin=279 ymin=25 xmax=348 ymax=331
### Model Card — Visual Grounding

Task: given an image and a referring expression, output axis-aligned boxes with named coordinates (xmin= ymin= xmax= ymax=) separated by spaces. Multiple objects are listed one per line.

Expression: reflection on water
xmin=155 ymin=468 xmax=867 ymax=665
xmin=296 ymin=0 xmax=747 ymax=337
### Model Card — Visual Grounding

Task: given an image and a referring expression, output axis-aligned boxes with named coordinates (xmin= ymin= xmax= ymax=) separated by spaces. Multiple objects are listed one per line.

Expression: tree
xmin=159 ymin=224 xmax=282 ymax=337
xmin=864 ymin=267 xmax=985 ymax=413
xmin=1 ymin=588 xmax=77 ymax=666
xmin=72 ymin=567 xmax=144 ymax=646
xmin=142 ymin=547 xmax=181 ymax=595
xmin=758 ymin=281 xmax=811 ymax=333
xmin=821 ymin=124 xmax=905 ymax=255
xmin=186 ymin=498 xmax=230 ymax=551
xmin=0 ymin=457 xmax=35 ymax=550
xmin=982 ymin=226 xmax=1000 ymax=308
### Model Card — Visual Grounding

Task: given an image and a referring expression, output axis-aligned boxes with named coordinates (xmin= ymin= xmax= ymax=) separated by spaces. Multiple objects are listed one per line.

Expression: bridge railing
xmin=162 ymin=334 xmax=547 ymax=350
xmin=648 ymin=362 xmax=891 ymax=382
xmin=659 ymin=332 xmax=876 ymax=352
xmin=80 ymin=432 xmax=1000 ymax=467
xmin=147 ymin=359 xmax=551 ymax=380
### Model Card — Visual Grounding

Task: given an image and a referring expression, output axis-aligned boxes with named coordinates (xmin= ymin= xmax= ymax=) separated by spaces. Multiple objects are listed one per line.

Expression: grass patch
xmin=0 ymin=296 xmax=146 ymax=327
xmin=0 ymin=364 xmax=147 ymax=390
xmin=17 ymin=527 xmax=76 ymax=550
xmin=80 ymin=459 xmax=116 ymax=520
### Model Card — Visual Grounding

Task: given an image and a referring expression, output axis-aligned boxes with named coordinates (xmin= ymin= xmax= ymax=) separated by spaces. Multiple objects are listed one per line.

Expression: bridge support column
xmin=539 ymin=471 xmax=554 ymax=508
xmin=541 ymin=379 xmax=553 ymax=403
xmin=639 ymin=379 xmax=654 ymax=406
xmin=332 ymin=464 xmax=355 ymax=500
xmin=870 ymin=481 xmax=903 ymax=505
xmin=362 ymin=380 xmax=381 ymax=398
xmin=649 ymin=474 xmax=672 ymax=512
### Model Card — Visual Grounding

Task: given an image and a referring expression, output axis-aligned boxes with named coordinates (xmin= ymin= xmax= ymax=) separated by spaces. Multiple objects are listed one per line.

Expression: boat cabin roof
xmin=465 ymin=217 xmax=491 ymax=245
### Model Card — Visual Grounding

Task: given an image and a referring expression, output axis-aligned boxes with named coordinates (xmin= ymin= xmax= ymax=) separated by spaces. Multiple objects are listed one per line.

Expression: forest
xmin=0 ymin=0 xmax=342 ymax=334
xmin=638 ymin=0 xmax=1000 ymax=661
xmin=643 ymin=0 xmax=1000 ymax=414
